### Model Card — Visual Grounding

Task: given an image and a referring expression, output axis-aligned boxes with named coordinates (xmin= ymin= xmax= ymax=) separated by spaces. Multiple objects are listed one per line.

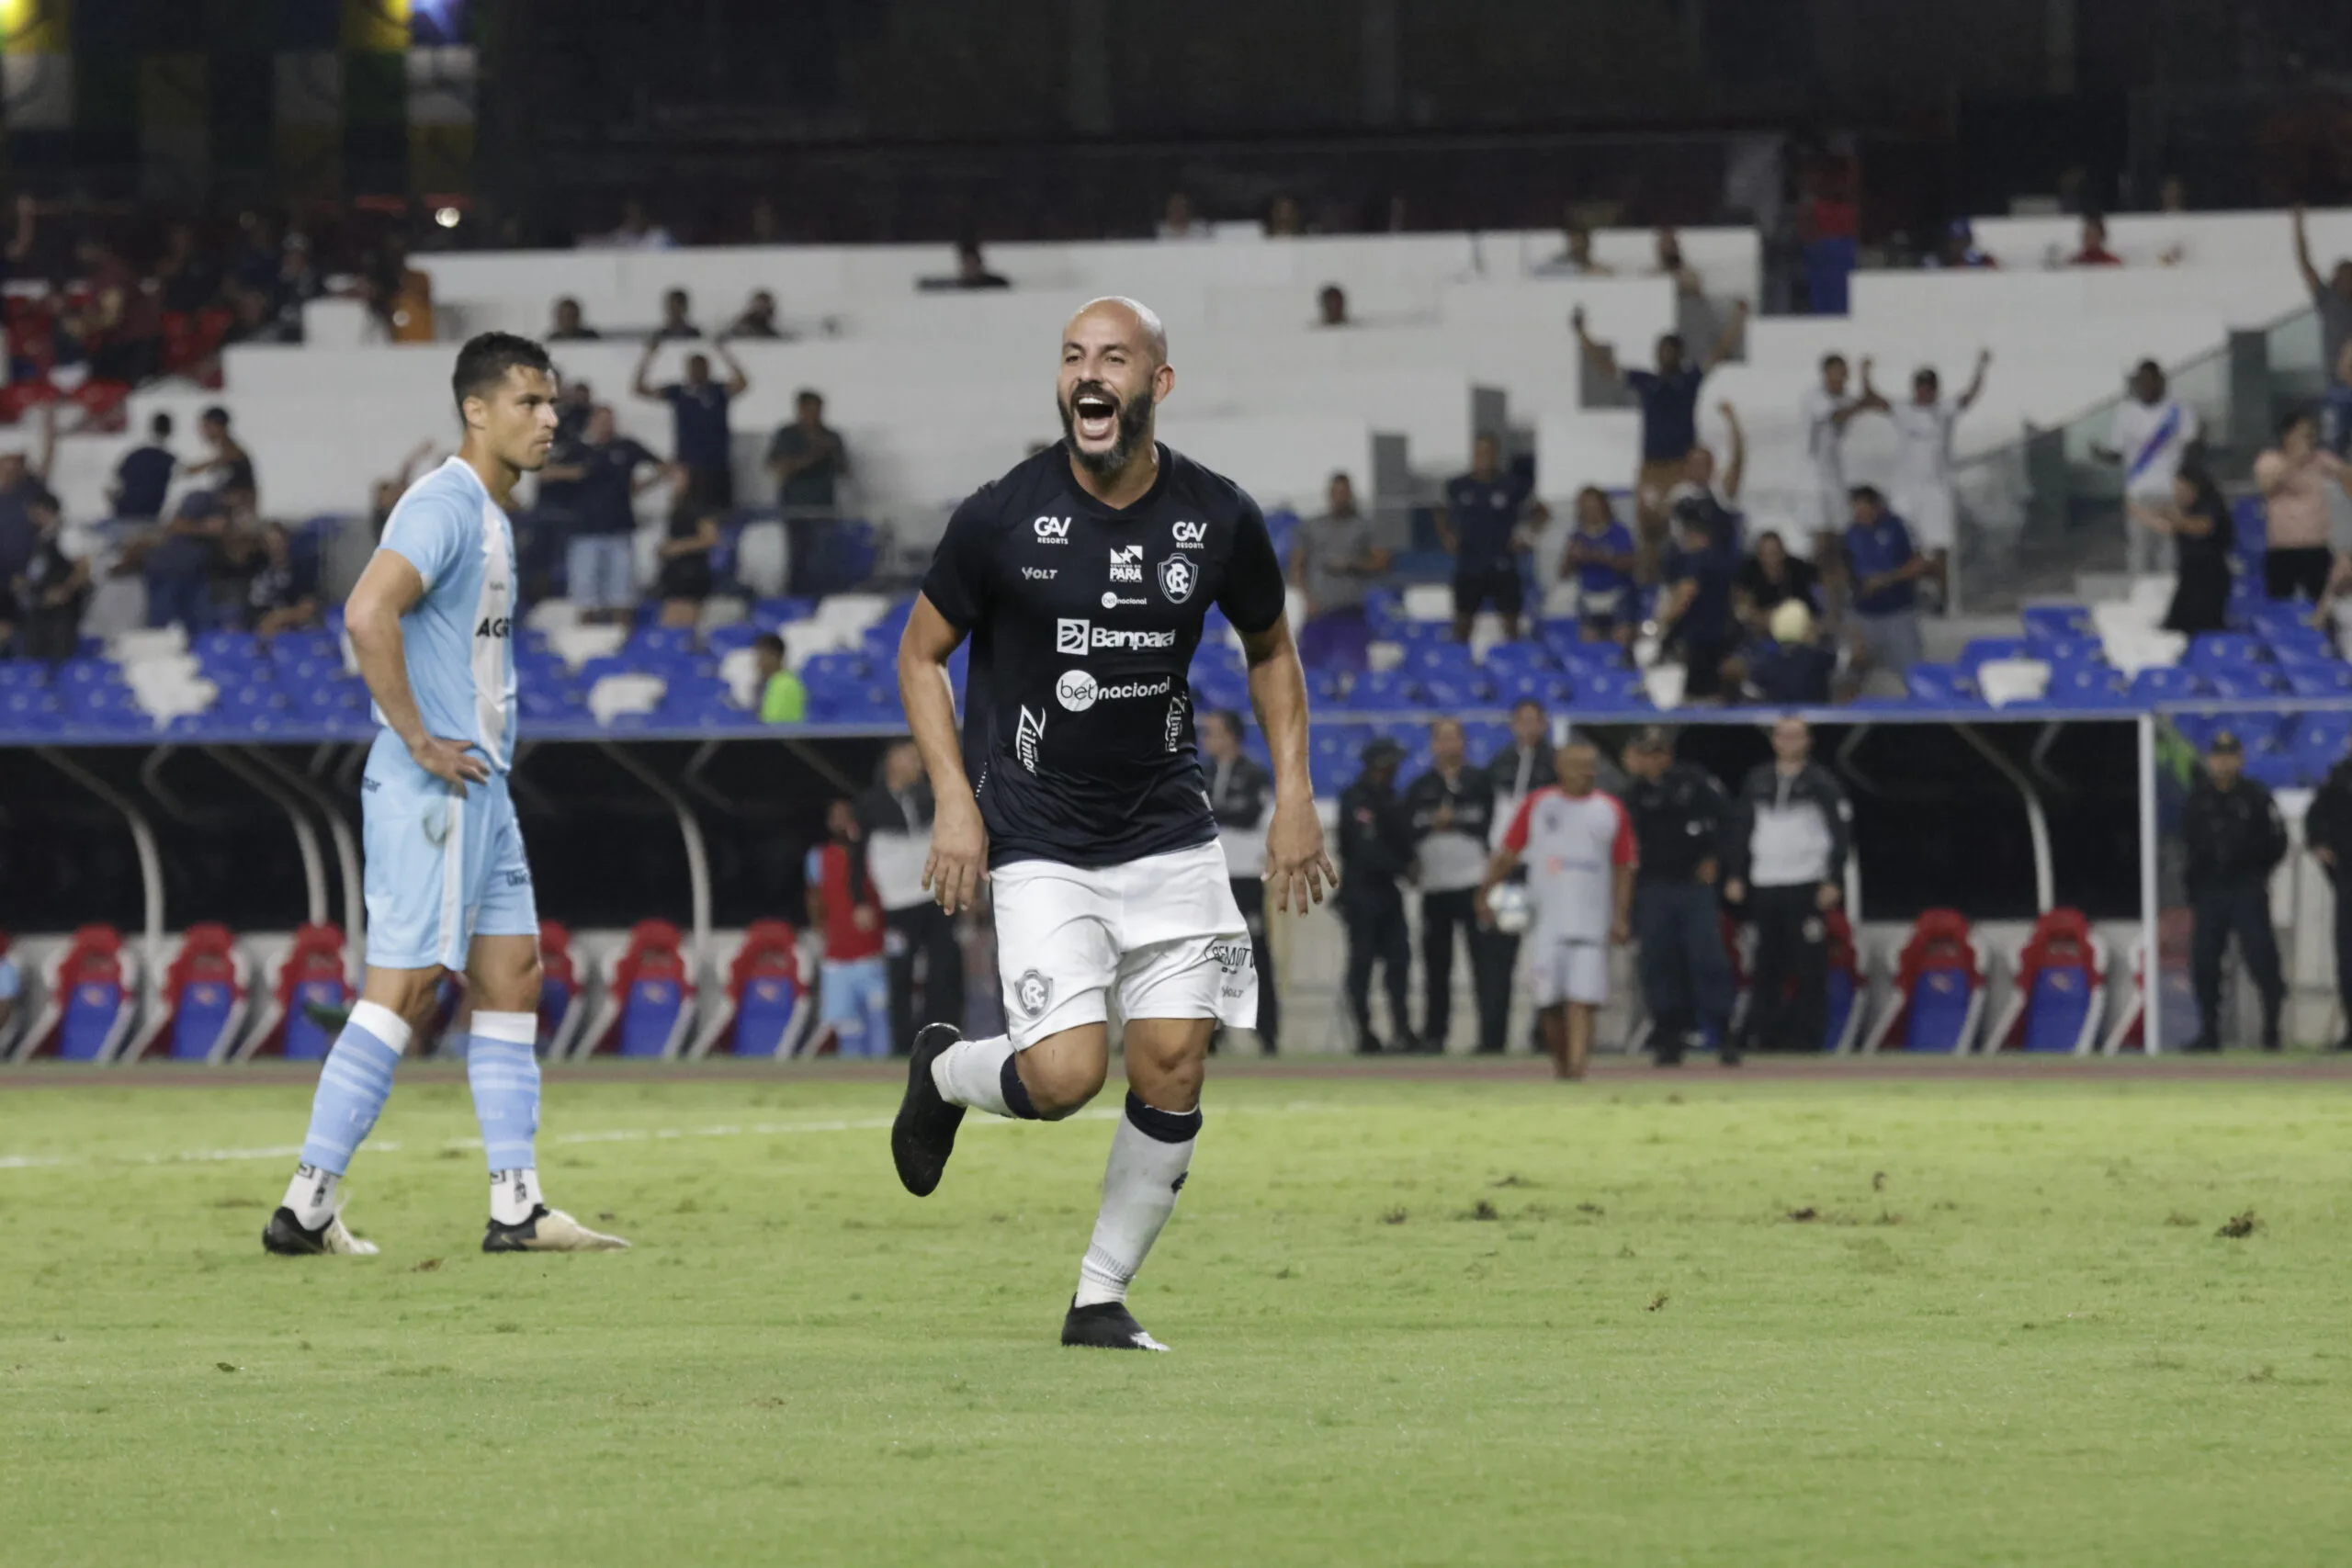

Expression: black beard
xmin=1057 ymin=381 xmax=1155 ymax=479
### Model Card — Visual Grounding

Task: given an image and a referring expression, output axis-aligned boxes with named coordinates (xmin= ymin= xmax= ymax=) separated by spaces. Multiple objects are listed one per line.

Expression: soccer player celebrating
xmin=263 ymin=333 xmax=628 ymax=1258
xmin=890 ymin=297 xmax=1333 ymax=1351
xmin=1476 ymin=739 xmax=1635 ymax=1080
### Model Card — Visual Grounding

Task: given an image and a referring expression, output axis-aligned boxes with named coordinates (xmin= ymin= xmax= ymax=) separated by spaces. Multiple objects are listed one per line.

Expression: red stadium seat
xmin=537 ymin=921 xmax=587 ymax=1058
xmin=574 ymin=920 xmax=697 ymax=1060
xmin=1987 ymin=908 xmax=2107 ymax=1055
xmin=15 ymin=925 xmax=137 ymax=1064
xmin=0 ymin=378 xmax=58 ymax=424
xmin=693 ymin=919 xmax=810 ymax=1058
xmin=1863 ymin=909 xmax=1984 ymax=1055
xmin=68 ymin=378 xmax=130 ymax=432
xmin=123 ymin=923 xmax=250 ymax=1064
xmin=242 ymin=922 xmax=356 ymax=1062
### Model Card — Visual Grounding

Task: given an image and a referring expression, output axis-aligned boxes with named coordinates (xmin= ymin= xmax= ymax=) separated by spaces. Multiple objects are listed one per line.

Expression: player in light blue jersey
xmin=265 ymin=333 xmax=628 ymax=1258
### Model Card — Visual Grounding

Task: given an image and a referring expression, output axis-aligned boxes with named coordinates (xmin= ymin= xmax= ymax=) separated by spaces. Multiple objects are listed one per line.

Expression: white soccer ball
xmin=1487 ymin=882 xmax=1532 ymax=935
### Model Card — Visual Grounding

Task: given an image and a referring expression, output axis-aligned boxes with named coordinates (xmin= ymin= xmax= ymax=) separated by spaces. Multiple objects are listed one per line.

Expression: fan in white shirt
xmin=1797 ymin=355 xmax=1868 ymax=553
xmin=2092 ymin=359 xmax=2203 ymax=575
xmin=1856 ymin=349 xmax=1989 ymax=603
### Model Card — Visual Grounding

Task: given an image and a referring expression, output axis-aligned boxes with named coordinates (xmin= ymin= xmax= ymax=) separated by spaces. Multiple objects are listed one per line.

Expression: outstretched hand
xmin=1263 ymin=795 xmax=1338 ymax=916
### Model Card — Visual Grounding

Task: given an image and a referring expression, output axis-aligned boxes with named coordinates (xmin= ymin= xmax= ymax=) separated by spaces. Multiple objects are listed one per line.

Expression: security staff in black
xmin=1725 ymin=715 xmax=1851 ymax=1054
xmin=2182 ymin=730 xmax=2288 ymax=1051
xmin=1476 ymin=700 xmax=1560 ymax=1053
xmin=1620 ymin=727 xmax=1737 ymax=1066
xmin=2302 ymin=745 xmax=2352 ymax=1052
xmin=1202 ymin=708 xmax=1280 ymax=1051
xmin=1337 ymin=739 xmax=1420 ymax=1054
xmin=1403 ymin=717 xmax=1498 ymax=1053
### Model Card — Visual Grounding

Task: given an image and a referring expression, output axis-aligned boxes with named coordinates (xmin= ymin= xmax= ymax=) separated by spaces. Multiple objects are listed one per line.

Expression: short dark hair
xmin=1204 ymin=707 xmax=1244 ymax=738
xmin=2279 ymin=407 xmax=2317 ymax=439
xmin=1849 ymin=484 xmax=1885 ymax=506
xmin=1510 ymin=696 xmax=1546 ymax=718
xmin=1821 ymin=353 xmax=1847 ymax=371
xmin=451 ymin=332 xmax=554 ymax=412
xmin=150 ymin=412 xmax=173 ymax=438
xmin=200 ymin=405 xmax=230 ymax=427
xmin=752 ymin=633 xmax=785 ymax=659
xmin=796 ymin=388 xmax=823 ymax=405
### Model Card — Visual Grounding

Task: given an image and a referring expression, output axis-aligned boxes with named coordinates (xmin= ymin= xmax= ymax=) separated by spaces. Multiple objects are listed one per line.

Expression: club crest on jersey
xmin=1109 ymin=543 xmax=1144 ymax=582
xmin=1014 ymin=969 xmax=1053 ymax=1019
xmin=1033 ymin=515 xmax=1071 ymax=543
xmin=1158 ymin=555 xmax=1197 ymax=604
xmin=1170 ymin=519 xmax=1208 ymax=548
xmin=1016 ymin=705 xmax=1046 ymax=773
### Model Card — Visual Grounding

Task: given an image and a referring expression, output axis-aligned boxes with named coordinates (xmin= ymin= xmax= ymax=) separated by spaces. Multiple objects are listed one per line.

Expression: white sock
xmin=932 ymin=1034 xmax=1015 ymax=1116
xmin=1073 ymin=1093 xmax=1201 ymax=1307
xmin=282 ymin=1164 xmax=342 ymax=1229
xmin=490 ymin=1168 xmax=542 ymax=1226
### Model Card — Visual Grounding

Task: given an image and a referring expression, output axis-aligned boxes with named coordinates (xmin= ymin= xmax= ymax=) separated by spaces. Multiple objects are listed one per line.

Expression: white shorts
xmin=989 ymin=840 xmax=1256 ymax=1049
xmin=1892 ymin=484 xmax=1956 ymax=550
xmin=1526 ymin=931 xmax=1610 ymax=1009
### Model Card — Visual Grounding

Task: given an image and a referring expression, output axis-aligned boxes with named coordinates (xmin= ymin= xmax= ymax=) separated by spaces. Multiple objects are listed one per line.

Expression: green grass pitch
xmin=3 ymin=1062 xmax=2349 ymax=1566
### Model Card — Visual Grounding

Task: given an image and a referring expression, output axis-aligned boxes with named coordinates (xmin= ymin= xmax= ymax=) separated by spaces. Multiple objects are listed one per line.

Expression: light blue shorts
xmin=819 ymin=955 xmax=890 ymax=1057
xmin=362 ymin=730 xmax=539 ymax=972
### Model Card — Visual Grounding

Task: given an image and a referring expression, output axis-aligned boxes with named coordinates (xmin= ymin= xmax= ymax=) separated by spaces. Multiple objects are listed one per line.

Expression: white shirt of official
xmin=2108 ymin=398 xmax=2200 ymax=502
xmin=1209 ymin=757 xmax=1270 ymax=880
xmin=865 ymin=788 xmax=933 ymax=912
xmin=1489 ymin=745 xmax=1548 ymax=850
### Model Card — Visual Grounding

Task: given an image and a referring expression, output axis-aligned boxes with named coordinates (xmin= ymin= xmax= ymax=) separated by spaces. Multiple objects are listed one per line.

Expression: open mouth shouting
xmin=1069 ymin=384 xmax=1120 ymax=446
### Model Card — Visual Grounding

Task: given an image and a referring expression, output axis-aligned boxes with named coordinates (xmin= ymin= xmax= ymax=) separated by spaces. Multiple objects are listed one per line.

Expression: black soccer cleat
xmin=891 ymin=1022 xmax=967 ymax=1198
xmin=262 ymin=1205 xmax=379 ymax=1257
xmin=1061 ymin=1297 xmax=1170 ymax=1352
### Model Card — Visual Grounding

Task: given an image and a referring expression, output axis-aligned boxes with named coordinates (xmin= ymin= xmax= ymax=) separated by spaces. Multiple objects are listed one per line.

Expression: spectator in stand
xmin=2092 ymin=360 xmax=2200 ymax=575
xmin=2126 ymin=462 xmax=2233 ymax=637
xmin=2181 ymin=729 xmax=2287 ymax=1052
xmin=944 ymin=238 xmax=1010 ymax=290
xmin=554 ymin=378 xmax=594 ymax=443
xmin=1202 ymin=710 xmax=1280 ymax=1052
xmin=368 ymin=439 xmax=439 ymax=540
xmin=1735 ymin=600 xmax=1838 ymax=707
xmin=240 ymin=523 xmax=322 ymax=639
xmin=1842 ymin=487 xmax=1928 ymax=684
xmin=0 ymin=411 xmax=60 ymax=598
xmin=750 ymin=633 xmax=807 ymax=722
xmin=1928 ymin=219 xmax=1998 ymax=269
xmin=110 ymin=413 xmax=176 ymax=523
xmin=1317 ymin=284 xmax=1350 ymax=327
xmin=1734 ymin=529 xmax=1822 ymax=635
xmin=859 ymin=739 xmax=961 ymax=1049
xmin=145 ymin=490 xmax=227 ymax=631
xmin=1725 ymin=716 xmax=1850 ymax=1055
xmin=655 ymin=499 xmax=719 ymax=628
xmin=1264 ymin=195 xmax=1306 ymax=237
xmin=1438 ymin=433 xmax=1548 ymax=643
xmin=371 ymin=234 xmax=434 ymax=343
xmin=548 ymin=296 xmax=600 ymax=341
xmin=1572 ymin=301 xmax=1747 ymax=576
xmin=1653 ymin=227 xmax=1703 ymax=296
xmin=1158 ymin=192 xmax=1207 ymax=240
xmin=271 ymin=232 xmax=323 ymax=342
xmin=1860 ymin=349 xmax=1990 ymax=609
xmin=156 ymin=219 xmax=222 ymax=314
xmin=2324 ymin=339 xmax=2352 ymax=458
xmin=1554 ymin=486 xmax=1635 ymax=640
xmin=543 ymin=405 xmax=663 ymax=625
xmin=766 ymin=389 xmax=851 ymax=598
xmin=651 ymin=288 xmax=700 ymax=342
xmin=9 ymin=491 xmax=87 ymax=660
xmin=1799 ymin=354 xmax=1865 ymax=561
xmin=1658 ymin=494 xmax=1741 ymax=701
xmin=78 ymin=235 xmax=163 ymax=383
xmin=723 ymin=288 xmax=784 ymax=340
xmin=2253 ymin=410 xmax=2352 ymax=602
xmin=1536 ymin=212 xmax=1612 ymax=276
xmin=597 ymin=197 xmax=675 ymax=251
xmin=188 ymin=406 xmax=256 ymax=510
xmin=634 ymin=340 xmax=748 ymax=514
xmin=2292 ymin=205 xmax=2352 ymax=377
xmin=1406 ymin=717 xmax=1500 ymax=1055
xmin=1289 ymin=470 xmax=1386 ymax=673
xmin=2068 ymin=214 xmax=2123 ymax=266
xmin=1664 ymin=402 xmax=1747 ymax=558
xmin=806 ymin=796 xmax=891 ymax=1058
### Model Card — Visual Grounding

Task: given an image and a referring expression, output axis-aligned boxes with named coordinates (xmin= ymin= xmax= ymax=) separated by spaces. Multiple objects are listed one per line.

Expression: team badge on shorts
xmin=1157 ymin=555 xmax=1197 ymax=604
xmin=1014 ymin=969 xmax=1053 ymax=1018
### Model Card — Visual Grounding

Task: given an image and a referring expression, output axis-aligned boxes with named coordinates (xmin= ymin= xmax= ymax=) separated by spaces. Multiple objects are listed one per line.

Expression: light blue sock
xmin=466 ymin=1012 xmax=542 ymax=1174
xmin=296 ymin=1000 xmax=409 ymax=1175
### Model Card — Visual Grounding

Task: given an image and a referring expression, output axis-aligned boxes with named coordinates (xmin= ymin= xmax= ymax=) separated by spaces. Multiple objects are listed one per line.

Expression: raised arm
xmin=1569 ymin=306 xmax=1620 ymax=380
xmin=629 ymin=340 xmax=662 ymax=401
xmin=1702 ymin=299 xmax=1750 ymax=371
xmin=1718 ymin=401 xmax=1746 ymax=500
xmin=716 ymin=343 xmax=750 ymax=398
xmin=1239 ymin=614 xmax=1336 ymax=914
xmin=896 ymin=593 xmax=985 ymax=916
xmin=345 ymin=549 xmax=487 ymax=787
xmin=2294 ymin=205 xmax=2325 ymax=298
xmin=1853 ymin=357 xmax=1893 ymax=418
xmin=1958 ymin=348 xmax=1992 ymax=411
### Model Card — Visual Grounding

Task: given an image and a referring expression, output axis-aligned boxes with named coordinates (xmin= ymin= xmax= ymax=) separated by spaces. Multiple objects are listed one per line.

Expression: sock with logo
xmin=466 ymin=1010 xmax=544 ymax=1223
xmin=284 ymin=999 xmax=410 ymax=1224
xmin=930 ymin=1033 xmax=1040 ymax=1119
xmin=1073 ymin=1093 xmax=1201 ymax=1307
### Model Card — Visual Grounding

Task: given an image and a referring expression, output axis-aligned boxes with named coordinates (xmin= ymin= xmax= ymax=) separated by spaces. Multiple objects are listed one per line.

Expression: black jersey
xmin=920 ymin=441 xmax=1287 ymax=870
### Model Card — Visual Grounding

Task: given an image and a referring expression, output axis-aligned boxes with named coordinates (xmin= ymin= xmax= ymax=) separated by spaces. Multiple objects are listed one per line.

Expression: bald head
xmin=1066 ymin=296 xmax=1169 ymax=367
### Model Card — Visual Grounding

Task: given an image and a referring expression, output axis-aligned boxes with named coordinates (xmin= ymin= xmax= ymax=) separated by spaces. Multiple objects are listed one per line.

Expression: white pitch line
xmin=0 ymin=1100 xmax=1332 ymax=1174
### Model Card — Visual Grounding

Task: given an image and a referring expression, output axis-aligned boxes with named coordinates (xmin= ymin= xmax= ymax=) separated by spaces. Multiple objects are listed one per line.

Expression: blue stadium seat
xmin=2019 ymin=604 xmax=2094 ymax=642
xmin=1342 ymin=670 xmax=1415 ymax=710
xmin=751 ymin=596 xmax=816 ymax=629
xmin=706 ymin=624 xmax=761 ymax=657
xmin=628 ymin=626 xmax=697 ymax=660
xmin=801 ymin=651 xmax=869 ymax=688
xmin=1555 ymin=639 xmax=1630 ymax=673
xmin=1905 ymin=664 xmax=1975 ymax=705
xmin=0 ymin=659 xmax=51 ymax=688
xmin=2027 ymin=635 xmax=2102 ymax=666
xmin=1464 ymin=721 xmax=1511 ymax=759
xmin=2129 ymin=666 xmax=2199 ymax=702
xmin=2283 ymin=666 xmax=2352 ymax=698
xmin=1496 ymin=671 xmax=1574 ymax=708
xmin=1573 ymin=668 xmax=1644 ymax=706
xmin=1958 ymin=637 xmax=2029 ymax=676
xmin=1481 ymin=641 xmax=1560 ymax=679
xmin=2245 ymin=752 xmax=2305 ymax=789
xmin=1407 ymin=642 xmax=1477 ymax=679
xmin=2187 ymin=633 xmax=2265 ymax=671
xmin=2046 ymin=664 xmax=2129 ymax=705
xmin=2200 ymin=669 xmax=2284 ymax=700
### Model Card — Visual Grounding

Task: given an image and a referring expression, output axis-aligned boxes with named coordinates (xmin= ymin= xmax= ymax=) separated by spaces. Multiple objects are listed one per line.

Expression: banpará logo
xmin=1109 ymin=543 xmax=1144 ymax=582
xmin=1033 ymin=515 xmax=1071 ymax=542
xmin=1055 ymin=617 xmax=1175 ymax=652
xmin=1157 ymin=555 xmax=1197 ymax=604
xmin=1171 ymin=519 xmax=1208 ymax=547
xmin=1016 ymin=705 xmax=1046 ymax=773
xmin=1057 ymin=670 xmax=1172 ymax=713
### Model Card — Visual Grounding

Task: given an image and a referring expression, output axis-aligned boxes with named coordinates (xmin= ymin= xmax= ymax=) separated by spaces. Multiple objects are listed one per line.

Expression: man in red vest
xmin=807 ymin=797 xmax=889 ymax=1057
